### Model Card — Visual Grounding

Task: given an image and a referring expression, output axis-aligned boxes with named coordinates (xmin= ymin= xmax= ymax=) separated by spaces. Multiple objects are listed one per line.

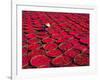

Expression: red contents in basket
xmin=46 ymin=49 xmax=62 ymax=57
xmin=59 ymin=42 xmax=73 ymax=51
xmin=28 ymin=49 xmax=45 ymax=60
xmin=64 ymin=49 xmax=80 ymax=58
xmin=42 ymin=37 xmax=54 ymax=43
xmin=28 ymin=43 xmax=41 ymax=50
xmin=74 ymin=54 xmax=89 ymax=65
xmin=30 ymin=55 xmax=50 ymax=68
xmin=26 ymin=33 xmax=36 ymax=39
xmin=22 ymin=56 xmax=29 ymax=68
xmin=28 ymin=38 xmax=40 ymax=44
xmin=43 ymin=43 xmax=57 ymax=50
xmin=22 ymin=11 xmax=89 ymax=69
xmin=52 ymin=55 xmax=72 ymax=66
